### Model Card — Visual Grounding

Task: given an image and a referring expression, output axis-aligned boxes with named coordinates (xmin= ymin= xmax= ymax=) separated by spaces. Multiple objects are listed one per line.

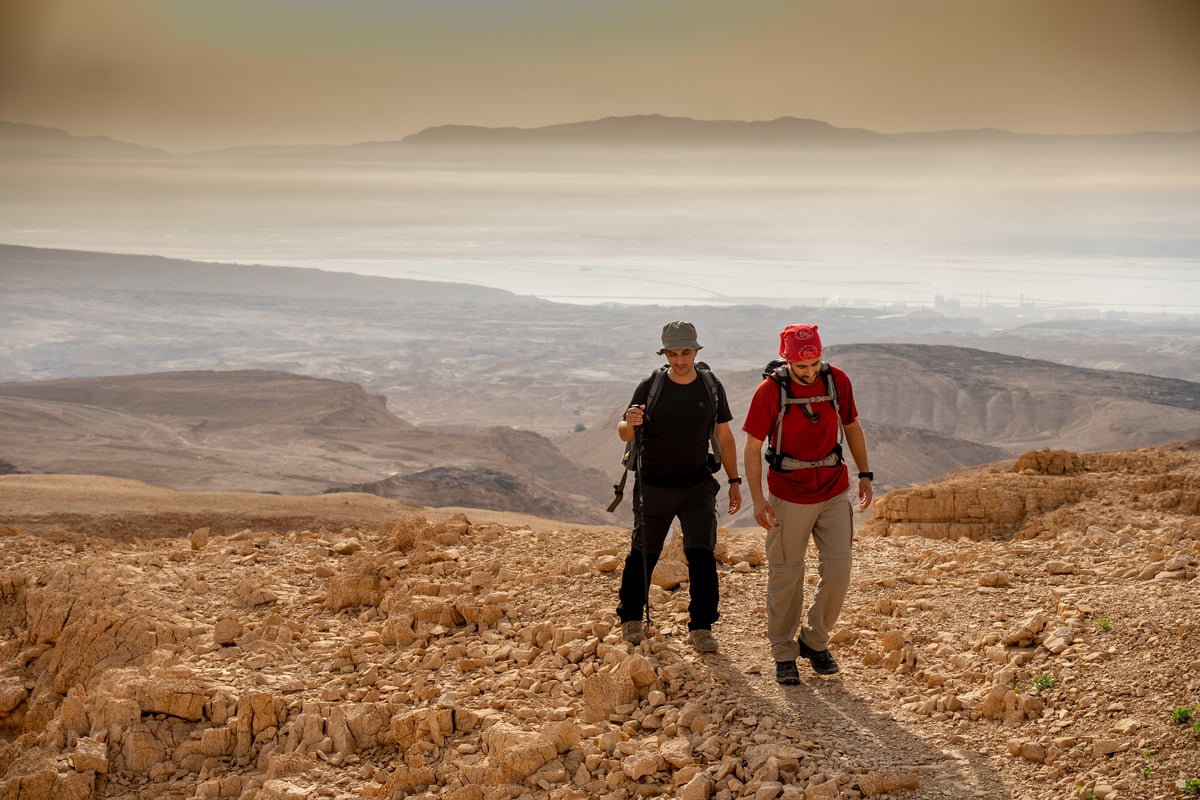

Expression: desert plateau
xmin=0 ymin=439 xmax=1198 ymax=800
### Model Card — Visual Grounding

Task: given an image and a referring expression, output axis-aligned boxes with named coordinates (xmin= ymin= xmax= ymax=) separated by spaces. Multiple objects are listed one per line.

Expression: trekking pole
xmin=633 ymin=426 xmax=652 ymax=631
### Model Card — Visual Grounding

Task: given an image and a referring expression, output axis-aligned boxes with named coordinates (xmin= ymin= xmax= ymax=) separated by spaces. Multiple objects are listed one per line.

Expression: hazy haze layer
xmin=4 ymin=134 xmax=1198 ymax=314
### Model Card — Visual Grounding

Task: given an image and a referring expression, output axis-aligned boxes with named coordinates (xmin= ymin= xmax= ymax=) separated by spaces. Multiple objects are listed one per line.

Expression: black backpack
xmin=760 ymin=359 xmax=845 ymax=472
xmin=607 ymin=362 xmax=723 ymax=512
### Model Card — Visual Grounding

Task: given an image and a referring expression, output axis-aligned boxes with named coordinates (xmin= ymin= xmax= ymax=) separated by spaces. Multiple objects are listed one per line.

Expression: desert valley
xmin=2 ymin=116 xmax=1200 ymax=799
xmin=2 ymin=242 xmax=1199 ymax=800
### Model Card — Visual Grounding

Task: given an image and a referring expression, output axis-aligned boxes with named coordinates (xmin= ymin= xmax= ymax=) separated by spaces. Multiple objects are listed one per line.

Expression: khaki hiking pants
xmin=765 ymin=489 xmax=854 ymax=662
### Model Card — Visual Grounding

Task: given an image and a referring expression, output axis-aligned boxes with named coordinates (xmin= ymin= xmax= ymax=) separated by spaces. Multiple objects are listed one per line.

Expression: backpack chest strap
xmin=780 ymin=392 xmax=835 ymax=421
xmin=771 ymin=445 xmax=844 ymax=471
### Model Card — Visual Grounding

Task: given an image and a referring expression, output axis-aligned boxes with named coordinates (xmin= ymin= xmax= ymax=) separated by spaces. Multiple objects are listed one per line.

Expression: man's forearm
xmin=716 ymin=424 xmax=739 ymax=479
xmin=744 ymin=438 xmax=767 ymax=503
xmin=844 ymin=421 xmax=869 ymax=474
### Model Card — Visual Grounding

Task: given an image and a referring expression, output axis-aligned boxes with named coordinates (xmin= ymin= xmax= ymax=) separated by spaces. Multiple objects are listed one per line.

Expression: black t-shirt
xmin=628 ymin=370 xmax=733 ymax=487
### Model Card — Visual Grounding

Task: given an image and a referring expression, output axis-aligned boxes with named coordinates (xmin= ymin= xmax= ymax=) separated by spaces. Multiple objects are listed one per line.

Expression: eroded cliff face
xmin=867 ymin=440 xmax=1200 ymax=541
xmin=0 ymin=440 xmax=1198 ymax=800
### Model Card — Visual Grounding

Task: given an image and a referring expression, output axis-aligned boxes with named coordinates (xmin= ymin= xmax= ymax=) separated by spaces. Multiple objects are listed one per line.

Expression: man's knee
xmin=817 ymin=553 xmax=852 ymax=578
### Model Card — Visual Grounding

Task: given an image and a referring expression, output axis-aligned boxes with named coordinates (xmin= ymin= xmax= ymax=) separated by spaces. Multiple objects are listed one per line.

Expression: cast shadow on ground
xmin=699 ymin=649 xmax=1014 ymax=799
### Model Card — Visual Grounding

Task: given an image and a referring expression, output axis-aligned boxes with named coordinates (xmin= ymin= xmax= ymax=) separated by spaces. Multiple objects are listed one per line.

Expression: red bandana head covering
xmin=779 ymin=324 xmax=822 ymax=361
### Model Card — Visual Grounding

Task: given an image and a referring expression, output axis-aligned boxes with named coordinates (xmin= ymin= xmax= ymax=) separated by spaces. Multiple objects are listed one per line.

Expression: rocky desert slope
xmin=0 ymin=370 xmax=614 ymax=525
xmin=5 ymin=347 xmax=1199 ymax=529
xmin=1 ymin=439 xmax=1197 ymax=800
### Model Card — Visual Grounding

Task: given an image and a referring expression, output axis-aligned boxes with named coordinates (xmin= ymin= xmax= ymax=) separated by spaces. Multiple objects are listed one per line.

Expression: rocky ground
xmin=0 ymin=440 xmax=1198 ymax=800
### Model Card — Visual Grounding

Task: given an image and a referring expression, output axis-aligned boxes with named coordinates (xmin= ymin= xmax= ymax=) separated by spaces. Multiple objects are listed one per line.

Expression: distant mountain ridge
xmin=0 ymin=120 xmax=169 ymax=160
xmin=4 ymin=115 xmax=1197 ymax=160
xmin=393 ymin=115 xmax=882 ymax=147
xmin=395 ymin=114 xmax=1197 ymax=148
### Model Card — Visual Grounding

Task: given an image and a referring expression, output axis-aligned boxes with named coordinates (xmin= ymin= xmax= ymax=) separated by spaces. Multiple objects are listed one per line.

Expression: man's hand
xmin=752 ymin=498 xmax=776 ymax=530
xmin=857 ymin=477 xmax=874 ymax=511
xmin=618 ymin=404 xmax=645 ymax=442
xmin=727 ymin=484 xmax=742 ymax=515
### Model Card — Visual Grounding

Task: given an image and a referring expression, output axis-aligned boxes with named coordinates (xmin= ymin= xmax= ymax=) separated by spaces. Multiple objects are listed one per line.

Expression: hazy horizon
xmin=4 ymin=150 xmax=1197 ymax=316
xmin=5 ymin=114 xmax=1200 ymax=158
xmin=2 ymin=1 xmax=1197 ymax=317
xmin=3 ymin=1 xmax=1199 ymax=151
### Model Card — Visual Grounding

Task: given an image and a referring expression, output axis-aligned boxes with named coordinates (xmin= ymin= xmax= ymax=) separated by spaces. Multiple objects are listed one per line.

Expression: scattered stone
xmin=72 ymin=736 xmax=108 ymax=773
xmin=857 ymin=769 xmax=921 ymax=795
xmin=1 ymin=441 xmax=1198 ymax=800
xmin=188 ymin=527 xmax=209 ymax=549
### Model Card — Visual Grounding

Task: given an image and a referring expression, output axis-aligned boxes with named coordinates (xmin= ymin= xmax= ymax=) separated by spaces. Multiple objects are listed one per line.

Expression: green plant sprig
xmin=1032 ymin=673 xmax=1057 ymax=692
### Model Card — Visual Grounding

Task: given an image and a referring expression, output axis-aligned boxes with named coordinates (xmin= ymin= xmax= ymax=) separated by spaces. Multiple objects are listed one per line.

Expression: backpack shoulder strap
xmin=821 ymin=362 xmax=840 ymax=416
xmin=765 ymin=361 xmax=843 ymax=456
xmin=610 ymin=368 xmax=664 ymax=512
xmin=643 ymin=365 xmax=669 ymax=420
xmin=766 ymin=364 xmax=790 ymax=451
xmin=618 ymin=365 xmax=667 ymax=473
xmin=822 ymin=363 xmax=843 ymax=445
xmin=695 ymin=363 xmax=722 ymax=459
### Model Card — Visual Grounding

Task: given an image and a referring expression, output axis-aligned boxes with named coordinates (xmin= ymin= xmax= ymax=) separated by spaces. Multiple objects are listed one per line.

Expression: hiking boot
xmin=621 ymin=620 xmax=645 ymax=645
xmin=798 ymin=638 xmax=840 ymax=675
xmin=688 ymin=628 xmax=718 ymax=653
xmin=775 ymin=660 xmax=800 ymax=685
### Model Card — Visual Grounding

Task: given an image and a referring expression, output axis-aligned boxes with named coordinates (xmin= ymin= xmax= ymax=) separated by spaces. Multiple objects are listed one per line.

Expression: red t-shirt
xmin=742 ymin=365 xmax=858 ymax=504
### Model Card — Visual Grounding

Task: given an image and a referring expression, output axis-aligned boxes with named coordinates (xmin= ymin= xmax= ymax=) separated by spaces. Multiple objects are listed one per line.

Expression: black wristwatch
xmin=858 ymin=471 xmax=874 ymax=480
xmin=727 ymin=477 xmax=742 ymax=485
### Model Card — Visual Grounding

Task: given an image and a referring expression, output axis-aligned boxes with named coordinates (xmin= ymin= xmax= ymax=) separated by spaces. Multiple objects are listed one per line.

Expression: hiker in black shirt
xmin=616 ymin=321 xmax=742 ymax=652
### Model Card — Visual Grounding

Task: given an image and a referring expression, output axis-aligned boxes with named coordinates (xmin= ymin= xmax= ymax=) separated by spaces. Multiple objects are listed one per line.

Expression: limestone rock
xmin=582 ymin=671 xmax=638 ymax=720
xmin=481 ymin=722 xmax=561 ymax=783
xmin=71 ymin=736 xmax=107 ymax=773
xmin=188 ymin=527 xmax=209 ymax=549
xmin=678 ymin=772 xmax=714 ymax=800
xmin=213 ymin=616 xmax=242 ymax=646
xmin=857 ymin=769 xmax=921 ymax=795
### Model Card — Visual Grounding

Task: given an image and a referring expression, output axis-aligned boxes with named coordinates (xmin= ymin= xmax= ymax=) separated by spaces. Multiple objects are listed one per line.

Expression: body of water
xmin=4 ymin=156 xmax=1198 ymax=315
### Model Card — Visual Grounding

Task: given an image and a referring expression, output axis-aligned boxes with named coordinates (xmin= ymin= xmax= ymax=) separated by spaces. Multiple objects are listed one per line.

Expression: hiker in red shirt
xmin=742 ymin=324 xmax=873 ymax=684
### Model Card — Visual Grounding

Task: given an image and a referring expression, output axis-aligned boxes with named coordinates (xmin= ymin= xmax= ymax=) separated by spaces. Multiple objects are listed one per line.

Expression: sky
xmin=2 ymin=0 xmax=1200 ymax=152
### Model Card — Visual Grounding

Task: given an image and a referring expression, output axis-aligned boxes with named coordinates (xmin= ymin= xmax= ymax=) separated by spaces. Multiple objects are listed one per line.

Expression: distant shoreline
xmin=250 ymin=254 xmax=1200 ymax=317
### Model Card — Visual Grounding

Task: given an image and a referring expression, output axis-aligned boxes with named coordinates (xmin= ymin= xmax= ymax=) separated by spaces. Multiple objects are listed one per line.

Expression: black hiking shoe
xmin=798 ymin=638 xmax=840 ymax=675
xmin=775 ymin=660 xmax=800 ymax=685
